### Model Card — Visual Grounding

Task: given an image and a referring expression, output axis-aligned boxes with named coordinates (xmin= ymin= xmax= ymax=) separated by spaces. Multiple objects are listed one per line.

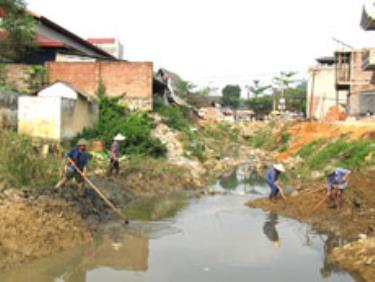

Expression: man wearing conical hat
xmin=108 ymin=133 xmax=126 ymax=177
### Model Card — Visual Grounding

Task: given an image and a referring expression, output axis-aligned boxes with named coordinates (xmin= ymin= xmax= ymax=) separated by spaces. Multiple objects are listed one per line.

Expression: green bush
xmin=25 ymin=65 xmax=46 ymax=93
xmin=0 ymin=130 xmax=61 ymax=188
xmin=249 ymin=128 xmax=275 ymax=150
xmin=279 ymin=144 xmax=288 ymax=153
xmin=280 ymin=132 xmax=291 ymax=144
xmin=76 ymin=97 xmax=166 ymax=158
xmin=153 ymin=98 xmax=191 ymax=132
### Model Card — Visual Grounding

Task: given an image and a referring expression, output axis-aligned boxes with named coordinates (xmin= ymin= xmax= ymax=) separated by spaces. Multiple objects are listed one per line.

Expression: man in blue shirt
xmin=326 ymin=167 xmax=351 ymax=209
xmin=55 ymin=139 xmax=89 ymax=190
xmin=264 ymin=164 xmax=285 ymax=201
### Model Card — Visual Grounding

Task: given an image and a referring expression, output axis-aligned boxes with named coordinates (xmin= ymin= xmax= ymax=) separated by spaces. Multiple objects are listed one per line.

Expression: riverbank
xmin=245 ymin=121 xmax=375 ymax=281
xmin=0 ymin=120 xmax=374 ymax=278
xmin=0 ymin=190 xmax=92 ymax=270
xmin=0 ymin=121 xmax=255 ymax=270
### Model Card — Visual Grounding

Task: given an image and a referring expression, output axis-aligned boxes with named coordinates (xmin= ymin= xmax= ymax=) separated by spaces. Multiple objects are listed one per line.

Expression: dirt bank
xmin=247 ymin=172 xmax=375 ymax=281
xmin=0 ymin=191 xmax=92 ymax=270
xmin=327 ymin=238 xmax=375 ymax=282
xmin=248 ymin=173 xmax=375 ymax=238
xmin=275 ymin=121 xmax=375 ymax=160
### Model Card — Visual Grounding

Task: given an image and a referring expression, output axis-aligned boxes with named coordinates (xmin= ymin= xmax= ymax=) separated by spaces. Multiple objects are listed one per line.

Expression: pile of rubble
xmin=151 ymin=121 xmax=207 ymax=186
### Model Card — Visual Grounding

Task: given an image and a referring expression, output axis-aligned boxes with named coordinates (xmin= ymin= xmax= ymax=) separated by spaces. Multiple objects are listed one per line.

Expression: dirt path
xmin=247 ymin=172 xmax=375 ymax=281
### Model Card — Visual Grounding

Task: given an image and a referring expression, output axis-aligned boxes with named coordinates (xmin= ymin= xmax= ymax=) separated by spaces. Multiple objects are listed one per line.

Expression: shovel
xmin=67 ymin=157 xmax=129 ymax=224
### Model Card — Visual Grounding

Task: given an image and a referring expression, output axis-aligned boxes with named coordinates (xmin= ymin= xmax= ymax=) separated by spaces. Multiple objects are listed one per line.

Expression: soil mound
xmin=0 ymin=195 xmax=92 ymax=270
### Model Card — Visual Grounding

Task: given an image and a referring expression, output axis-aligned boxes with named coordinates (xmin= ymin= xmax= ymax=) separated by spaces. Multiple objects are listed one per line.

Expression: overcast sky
xmin=27 ymin=0 xmax=374 ymax=91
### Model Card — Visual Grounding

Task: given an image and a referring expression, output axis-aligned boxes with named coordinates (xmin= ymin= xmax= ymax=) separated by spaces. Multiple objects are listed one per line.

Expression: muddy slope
xmin=0 ymin=194 xmax=92 ymax=270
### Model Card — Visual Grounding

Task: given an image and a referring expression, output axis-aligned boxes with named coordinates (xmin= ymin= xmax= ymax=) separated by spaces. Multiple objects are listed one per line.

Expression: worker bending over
xmin=55 ymin=139 xmax=89 ymax=190
xmin=264 ymin=164 xmax=286 ymax=202
xmin=326 ymin=167 xmax=351 ymax=209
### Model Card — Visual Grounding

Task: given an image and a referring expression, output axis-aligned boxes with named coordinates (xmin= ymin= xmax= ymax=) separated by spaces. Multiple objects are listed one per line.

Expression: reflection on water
xmin=0 ymin=166 xmax=359 ymax=282
xmin=263 ymin=213 xmax=280 ymax=249
xmin=0 ymin=228 xmax=149 ymax=282
xmin=218 ymin=165 xmax=265 ymax=195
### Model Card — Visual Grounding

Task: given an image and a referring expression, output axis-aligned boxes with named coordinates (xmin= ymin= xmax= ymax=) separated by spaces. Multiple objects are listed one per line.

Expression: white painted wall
xmin=307 ymin=65 xmax=347 ymax=120
xmin=18 ymin=96 xmax=61 ymax=140
xmin=18 ymin=82 xmax=99 ymax=141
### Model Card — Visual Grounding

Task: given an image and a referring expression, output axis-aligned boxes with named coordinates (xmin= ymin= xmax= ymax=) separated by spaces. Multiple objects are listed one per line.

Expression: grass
xmin=249 ymin=127 xmax=275 ymax=150
xmin=308 ymin=140 xmax=351 ymax=169
xmin=280 ymin=132 xmax=291 ymax=144
xmin=294 ymin=140 xmax=324 ymax=158
xmin=153 ymin=98 xmax=192 ymax=132
xmin=295 ymin=139 xmax=375 ymax=171
xmin=0 ymin=130 xmax=62 ymax=189
xmin=337 ymin=141 xmax=375 ymax=170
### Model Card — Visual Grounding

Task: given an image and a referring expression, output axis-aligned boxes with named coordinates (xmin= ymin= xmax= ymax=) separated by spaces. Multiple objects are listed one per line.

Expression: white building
xmin=18 ymin=82 xmax=98 ymax=141
xmin=307 ymin=57 xmax=348 ymax=120
xmin=87 ymin=38 xmax=124 ymax=60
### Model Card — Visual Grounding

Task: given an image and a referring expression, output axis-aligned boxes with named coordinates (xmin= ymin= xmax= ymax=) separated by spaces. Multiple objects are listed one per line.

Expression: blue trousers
xmin=266 ymin=181 xmax=279 ymax=198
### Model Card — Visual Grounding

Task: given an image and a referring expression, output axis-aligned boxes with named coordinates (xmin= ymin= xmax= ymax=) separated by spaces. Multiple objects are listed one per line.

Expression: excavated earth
xmin=247 ymin=172 xmax=375 ymax=281
xmin=0 ymin=176 xmax=136 ymax=271
xmin=0 ymin=193 xmax=92 ymax=271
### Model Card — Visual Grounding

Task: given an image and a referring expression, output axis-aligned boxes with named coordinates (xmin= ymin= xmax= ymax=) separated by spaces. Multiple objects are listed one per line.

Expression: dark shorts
xmin=66 ymin=170 xmax=83 ymax=183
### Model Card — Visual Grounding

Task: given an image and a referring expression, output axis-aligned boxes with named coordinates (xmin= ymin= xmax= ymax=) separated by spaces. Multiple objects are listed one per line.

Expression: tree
xmin=174 ymin=80 xmax=196 ymax=98
xmin=221 ymin=85 xmax=241 ymax=109
xmin=283 ymin=80 xmax=307 ymax=113
xmin=245 ymin=95 xmax=273 ymax=116
xmin=0 ymin=0 xmax=37 ymax=63
xmin=245 ymin=80 xmax=271 ymax=99
xmin=272 ymin=71 xmax=298 ymax=90
xmin=272 ymin=71 xmax=299 ymax=112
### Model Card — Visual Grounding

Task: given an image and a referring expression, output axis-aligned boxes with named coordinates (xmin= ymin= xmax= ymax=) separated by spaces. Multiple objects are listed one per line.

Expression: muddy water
xmin=0 ymin=168 xmax=359 ymax=282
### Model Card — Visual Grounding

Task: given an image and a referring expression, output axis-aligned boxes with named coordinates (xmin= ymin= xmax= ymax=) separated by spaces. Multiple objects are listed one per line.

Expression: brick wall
xmin=47 ymin=61 xmax=153 ymax=111
xmin=1 ymin=64 xmax=32 ymax=92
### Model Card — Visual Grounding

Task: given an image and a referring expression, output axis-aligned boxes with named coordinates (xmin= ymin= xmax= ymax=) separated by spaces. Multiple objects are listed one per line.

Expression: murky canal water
xmin=0 ymin=168 xmax=358 ymax=282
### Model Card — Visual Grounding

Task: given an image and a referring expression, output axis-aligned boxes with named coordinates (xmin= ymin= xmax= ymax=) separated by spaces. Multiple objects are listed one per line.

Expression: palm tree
xmin=245 ymin=80 xmax=272 ymax=99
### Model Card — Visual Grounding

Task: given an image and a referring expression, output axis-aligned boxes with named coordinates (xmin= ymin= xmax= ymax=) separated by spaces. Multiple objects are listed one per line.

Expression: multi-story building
xmin=307 ymin=57 xmax=348 ymax=120
xmin=87 ymin=38 xmax=124 ymax=60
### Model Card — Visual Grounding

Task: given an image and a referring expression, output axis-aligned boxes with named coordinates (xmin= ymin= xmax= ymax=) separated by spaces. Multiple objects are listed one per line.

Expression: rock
xmin=290 ymin=190 xmax=299 ymax=197
xmin=358 ymin=234 xmax=368 ymax=240
xmin=311 ymin=171 xmax=324 ymax=179
xmin=3 ymin=189 xmax=25 ymax=203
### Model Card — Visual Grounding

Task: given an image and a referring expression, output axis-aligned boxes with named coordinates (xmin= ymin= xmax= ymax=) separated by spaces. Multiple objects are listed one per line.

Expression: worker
xmin=264 ymin=164 xmax=285 ymax=201
xmin=108 ymin=133 xmax=126 ymax=177
xmin=55 ymin=139 xmax=89 ymax=190
xmin=326 ymin=167 xmax=351 ymax=209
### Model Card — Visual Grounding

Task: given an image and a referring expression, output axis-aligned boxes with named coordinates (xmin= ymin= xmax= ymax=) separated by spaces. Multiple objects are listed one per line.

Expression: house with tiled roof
xmin=0 ymin=8 xmax=116 ymax=64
